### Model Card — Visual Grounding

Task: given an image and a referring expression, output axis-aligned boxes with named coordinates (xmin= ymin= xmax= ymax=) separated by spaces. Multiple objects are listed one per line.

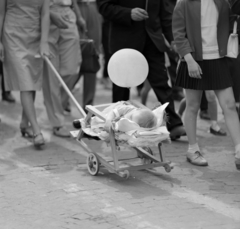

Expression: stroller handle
xmin=44 ymin=56 xmax=87 ymax=118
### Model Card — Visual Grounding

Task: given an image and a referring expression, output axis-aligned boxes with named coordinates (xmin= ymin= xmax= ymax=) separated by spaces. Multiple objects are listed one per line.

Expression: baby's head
xmin=131 ymin=109 xmax=157 ymax=128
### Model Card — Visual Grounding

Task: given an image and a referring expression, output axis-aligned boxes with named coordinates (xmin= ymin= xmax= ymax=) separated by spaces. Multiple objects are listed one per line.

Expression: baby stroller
xmin=44 ymin=51 xmax=174 ymax=179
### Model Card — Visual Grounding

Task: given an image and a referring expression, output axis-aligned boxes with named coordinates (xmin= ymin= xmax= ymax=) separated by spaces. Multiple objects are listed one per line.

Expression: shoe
xmin=199 ymin=110 xmax=210 ymax=120
xmin=186 ymin=151 xmax=208 ymax=166
xmin=170 ymin=125 xmax=186 ymax=141
xmin=20 ymin=126 xmax=33 ymax=138
xmin=33 ymin=133 xmax=45 ymax=148
xmin=53 ymin=126 xmax=70 ymax=138
xmin=209 ymin=127 xmax=227 ymax=136
xmin=235 ymin=157 xmax=240 ymax=170
xmin=2 ymin=92 xmax=16 ymax=103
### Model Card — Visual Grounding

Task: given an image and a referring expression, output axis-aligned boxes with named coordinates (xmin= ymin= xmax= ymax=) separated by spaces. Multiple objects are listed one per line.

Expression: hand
xmin=40 ymin=42 xmax=51 ymax=58
xmin=0 ymin=42 xmax=4 ymax=61
xmin=50 ymin=12 xmax=69 ymax=29
xmin=131 ymin=8 xmax=148 ymax=21
xmin=77 ymin=17 xmax=87 ymax=33
xmin=186 ymin=59 xmax=202 ymax=79
xmin=170 ymin=41 xmax=177 ymax=53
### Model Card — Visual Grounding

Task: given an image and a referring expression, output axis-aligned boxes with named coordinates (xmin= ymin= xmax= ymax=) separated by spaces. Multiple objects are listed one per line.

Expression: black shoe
xmin=209 ymin=127 xmax=227 ymax=136
xmin=2 ymin=92 xmax=15 ymax=103
xmin=170 ymin=126 xmax=186 ymax=141
xmin=199 ymin=110 xmax=210 ymax=120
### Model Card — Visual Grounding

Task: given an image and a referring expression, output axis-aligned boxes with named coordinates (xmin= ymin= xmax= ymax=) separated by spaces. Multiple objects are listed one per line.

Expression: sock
xmin=188 ymin=143 xmax=200 ymax=154
xmin=210 ymin=121 xmax=220 ymax=131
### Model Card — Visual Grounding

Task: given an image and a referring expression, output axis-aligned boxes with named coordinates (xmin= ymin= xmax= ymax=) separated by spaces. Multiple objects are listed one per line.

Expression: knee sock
xmin=188 ymin=143 xmax=200 ymax=154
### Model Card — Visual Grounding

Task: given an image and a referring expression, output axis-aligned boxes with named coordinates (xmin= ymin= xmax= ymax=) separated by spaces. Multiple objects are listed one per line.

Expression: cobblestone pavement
xmin=0 ymin=81 xmax=240 ymax=229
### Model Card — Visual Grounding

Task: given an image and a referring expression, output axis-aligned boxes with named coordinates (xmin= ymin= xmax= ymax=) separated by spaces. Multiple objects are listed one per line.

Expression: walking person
xmin=97 ymin=0 xmax=186 ymax=141
xmin=173 ymin=0 xmax=240 ymax=169
xmin=42 ymin=0 xmax=85 ymax=137
xmin=0 ymin=0 xmax=50 ymax=148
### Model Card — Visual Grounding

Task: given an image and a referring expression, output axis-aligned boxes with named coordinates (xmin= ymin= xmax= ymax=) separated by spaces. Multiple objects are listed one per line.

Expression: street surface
xmin=0 ymin=80 xmax=240 ymax=229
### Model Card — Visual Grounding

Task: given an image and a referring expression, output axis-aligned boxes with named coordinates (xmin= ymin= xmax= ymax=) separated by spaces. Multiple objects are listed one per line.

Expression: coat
xmin=97 ymin=0 xmax=173 ymax=54
xmin=172 ymin=0 xmax=230 ymax=61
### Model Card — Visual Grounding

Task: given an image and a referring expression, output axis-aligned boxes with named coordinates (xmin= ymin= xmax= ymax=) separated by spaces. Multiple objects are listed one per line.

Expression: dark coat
xmin=172 ymin=0 xmax=230 ymax=61
xmin=97 ymin=0 xmax=173 ymax=54
xmin=231 ymin=0 xmax=240 ymax=14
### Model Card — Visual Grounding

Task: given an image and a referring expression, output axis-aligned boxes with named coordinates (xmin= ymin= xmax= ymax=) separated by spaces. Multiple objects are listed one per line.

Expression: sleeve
xmin=172 ymin=0 xmax=193 ymax=58
xmin=231 ymin=0 xmax=240 ymax=15
xmin=97 ymin=0 xmax=133 ymax=26
xmin=160 ymin=0 xmax=174 ymax=43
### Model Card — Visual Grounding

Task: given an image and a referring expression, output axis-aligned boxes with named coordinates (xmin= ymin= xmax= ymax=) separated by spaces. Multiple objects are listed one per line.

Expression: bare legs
xmin=184 ymin=89 xmax=202 ymax=145
xmin=215 ymin=87 xmax=240 ymax=154
xmin=20 ymin=91 xmax=43 ymax=144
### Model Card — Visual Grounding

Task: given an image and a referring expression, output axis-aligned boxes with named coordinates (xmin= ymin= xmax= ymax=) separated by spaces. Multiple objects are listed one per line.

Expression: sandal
xmin=20 ymin=126 xmax=33 ymax=138
xmin=33 ymin=133 xmax=45 ymax=148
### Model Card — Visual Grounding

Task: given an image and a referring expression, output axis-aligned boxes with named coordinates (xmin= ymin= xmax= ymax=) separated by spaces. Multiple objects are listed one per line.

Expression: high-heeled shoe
xmin=33 ymin=133 xmax=45 ymax=148
xmin=20 ymin=126 xmax=33 ymax=138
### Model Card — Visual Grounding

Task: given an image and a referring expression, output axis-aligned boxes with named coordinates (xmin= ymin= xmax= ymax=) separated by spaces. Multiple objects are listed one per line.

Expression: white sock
xmin=188 ymin=143 xmax=200 ymax=154
xmin=210 ymin=121 xmax=220 ymax=131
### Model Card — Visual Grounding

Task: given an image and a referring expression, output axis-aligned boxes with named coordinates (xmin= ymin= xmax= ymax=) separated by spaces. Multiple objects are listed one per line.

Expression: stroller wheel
xmin=86 ymin=153 xmax=100 ymax=176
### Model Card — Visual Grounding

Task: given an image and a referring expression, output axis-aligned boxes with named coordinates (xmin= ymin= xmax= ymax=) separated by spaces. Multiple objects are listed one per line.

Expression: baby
xmin=90 ymin=101 xmax=163 ymax=133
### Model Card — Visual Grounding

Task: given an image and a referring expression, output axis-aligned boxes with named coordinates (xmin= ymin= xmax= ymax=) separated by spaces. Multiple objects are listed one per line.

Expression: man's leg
xmin=143 ymin=36 xmax=185 ymax=138
xmin=112 ymin=83 xmax=130 ymax=102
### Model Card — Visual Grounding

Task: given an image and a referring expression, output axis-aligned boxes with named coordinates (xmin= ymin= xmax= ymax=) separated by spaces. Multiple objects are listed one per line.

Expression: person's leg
xmin=142 ymin=36 xmax=185 ymax=140
xmin=141 ymin=80 xmax=151 ymax=105
xmin=83 ymin=72 xmax=97 ymax=108
xmin=112 ymin=83 xmax=130 ymax=102
xmin=215 ymin=87 xmax=240 ymax=166
xmin=199 ymin=91 xmax=210 ymax=120
xmin=205 ymin=90 xmax=226 ymax=136
xmin=178 ymin=98 xmax=186 ymax=117
xmin=20 ymin=91 xmax=44 ymax=146
xmin=184 ymin=89 xmax=208 ymax=166
xmin=58 ymin=7 xmax=81 ymax=112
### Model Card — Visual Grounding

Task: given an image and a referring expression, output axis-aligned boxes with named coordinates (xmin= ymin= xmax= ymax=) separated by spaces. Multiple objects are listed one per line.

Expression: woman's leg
xmin=215 ymin=87 xmax=240 ymax=153
xmin=20 ymin=91 xmax=41 ymax=135
xmin=205 ymin=90 xmax=226 ymax=136
xmin=184 ymin=89 xmax=208 ymax=166
xmin=184 ymin=89 xmax=202 ymax=145
xmin=178 ymin=98 xmax=186 ymax=117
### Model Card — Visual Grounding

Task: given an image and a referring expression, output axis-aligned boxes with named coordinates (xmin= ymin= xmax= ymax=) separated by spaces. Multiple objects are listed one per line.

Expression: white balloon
xmin=108 ymin=49 xmax=149 ymax=88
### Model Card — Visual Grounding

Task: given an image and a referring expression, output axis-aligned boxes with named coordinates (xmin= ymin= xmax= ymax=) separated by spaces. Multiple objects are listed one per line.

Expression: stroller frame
xmin=43 ymin=56 xmax=173 ymax=179
xmin=72 ymin=100 xmax=173 ymax=179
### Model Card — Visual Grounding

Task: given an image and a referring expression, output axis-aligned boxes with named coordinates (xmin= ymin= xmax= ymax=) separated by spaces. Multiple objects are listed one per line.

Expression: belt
xmin=79 ymin=0 xmax=96 ymax=3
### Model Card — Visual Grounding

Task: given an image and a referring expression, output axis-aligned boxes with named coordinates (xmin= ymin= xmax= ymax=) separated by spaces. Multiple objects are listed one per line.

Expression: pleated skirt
xmin=175 ymin=57 xmax=233 ymax=90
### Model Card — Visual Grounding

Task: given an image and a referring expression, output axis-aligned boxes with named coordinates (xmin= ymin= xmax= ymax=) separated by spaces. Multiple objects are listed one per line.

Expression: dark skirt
xmin=175 ymin=57 xmax=233 ymax=90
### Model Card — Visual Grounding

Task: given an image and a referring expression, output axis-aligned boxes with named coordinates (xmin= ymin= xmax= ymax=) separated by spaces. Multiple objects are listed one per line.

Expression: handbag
xmin=80 ymin=39 xmax=100 ymax=73
xmin=226 ymin=19 xmax=239 ymax=58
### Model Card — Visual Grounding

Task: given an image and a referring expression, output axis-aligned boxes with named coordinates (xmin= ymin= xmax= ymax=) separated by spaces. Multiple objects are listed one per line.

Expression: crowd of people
xmin=0 ymin=0 xmax=240 ymax=170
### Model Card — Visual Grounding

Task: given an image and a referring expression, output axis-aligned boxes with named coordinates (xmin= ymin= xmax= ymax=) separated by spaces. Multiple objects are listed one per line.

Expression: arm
xmin=40 ymin=0 xmax=50 ymax=56
xmin=0 ymin=0 xmax=6 ymax=61
xmin=172 ymin=1 xmax=192 ymax=58
xmin=72 ymin=0 xmax=87 ymax=33
xmin=97 ymin=0 xmax=133 ymax=26
xmin=172 ymin=1 xmax=202 ymax=78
